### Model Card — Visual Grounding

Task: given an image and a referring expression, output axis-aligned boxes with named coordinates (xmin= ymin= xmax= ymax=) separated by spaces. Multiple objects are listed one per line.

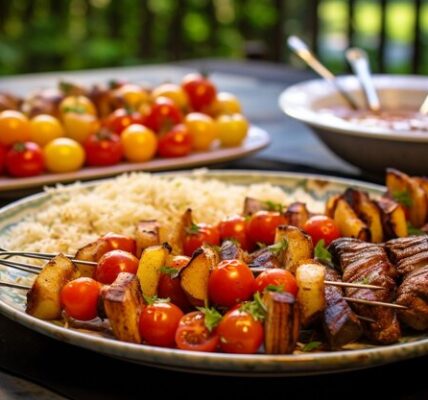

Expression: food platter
xmin=2 ymin=169 xmax=428 ymax=376
xmin=0 ymin=126 xmax=269 ymax=192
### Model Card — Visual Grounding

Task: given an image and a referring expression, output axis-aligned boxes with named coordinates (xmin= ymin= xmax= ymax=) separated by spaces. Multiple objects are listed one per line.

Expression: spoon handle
xmin=346 ymin=48 xmax=381 ymax=112
xmin=288 ymin=36 xmax=358 ymax=110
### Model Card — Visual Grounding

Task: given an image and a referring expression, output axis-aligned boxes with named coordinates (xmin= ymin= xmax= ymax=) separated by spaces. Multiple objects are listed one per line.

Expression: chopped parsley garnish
xmin=264 ymin=200 xmax=284 ymax=212
xmin=314 ymin=239 xmax=332 ymax=264
xmin=160 ymin=266 xmax=180 ymax=278
xmin=392 ymin=190 xmax=412 ymax=208
xmin=267 ymin=239 xmax=288 ymax=256
xmin=186 ymin=223 xmax=200 ymax=235
xmin=266 ymin=284 xmax=285 ymax=293
xmin=197 ymin=307 xmax=222 ymax=332
xmin=239 ymin=292 xmax=267 ymax=322
xmin=302 ymin=341 xmax=322 ymax=352
xmin=407 ymin=222 xmax=426 ymax=236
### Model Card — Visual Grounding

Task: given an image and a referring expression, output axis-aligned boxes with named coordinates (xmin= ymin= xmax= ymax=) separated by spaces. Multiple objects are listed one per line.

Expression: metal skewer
xmin=0 ymin=250 xmax=96 ymax=267
xmin=343 ymin=297 xmax=407 ymax=310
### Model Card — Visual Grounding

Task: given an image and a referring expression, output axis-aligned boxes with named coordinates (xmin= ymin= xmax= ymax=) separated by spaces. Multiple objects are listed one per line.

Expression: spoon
xmin=346 ymin=47 xmax=381 ymax=112
xmin=287 ymin=35 xmax=358 ymax=109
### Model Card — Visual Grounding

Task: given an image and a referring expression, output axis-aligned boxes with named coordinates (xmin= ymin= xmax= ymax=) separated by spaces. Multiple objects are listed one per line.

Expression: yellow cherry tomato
xmin=0 ymin=110 xmax=31 ymax=146
xmin=184 ymin=112 xmax=217 ymax=151
xmin=209 ymin=92 xmax=241 ymax=116
xmin=121 ymin=124 xmax=157 ymax=162
xmin=29 ymin=114 xmax=64 ymax=146
xmin=59 ymin=95 xmax=97 ymax=116
xmin=62 ymin=113 xmax=100 ymax=143
xmin=44 ymin=138 xmax=85 ymax=173
xmin=113 ymin=84 xmax=151 ymax=110
xmin=151 ymin=83 xmax=189 ymax=110
xmin=216 ymin=114 xmax=249 ymax=147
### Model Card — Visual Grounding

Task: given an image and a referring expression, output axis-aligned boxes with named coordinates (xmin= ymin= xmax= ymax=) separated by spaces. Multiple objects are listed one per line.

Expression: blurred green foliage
xmin=0 ymin=0 xmax=426 ymax=75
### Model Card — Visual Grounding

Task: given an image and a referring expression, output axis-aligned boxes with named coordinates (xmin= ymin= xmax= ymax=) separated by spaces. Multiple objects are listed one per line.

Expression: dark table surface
xmin=0 ymin=59 xmax=422 ymax=399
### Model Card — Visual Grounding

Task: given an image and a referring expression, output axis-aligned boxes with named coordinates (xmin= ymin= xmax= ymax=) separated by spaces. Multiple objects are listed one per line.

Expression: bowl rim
xmin=278 ymin=74 xmax=428 ymax=143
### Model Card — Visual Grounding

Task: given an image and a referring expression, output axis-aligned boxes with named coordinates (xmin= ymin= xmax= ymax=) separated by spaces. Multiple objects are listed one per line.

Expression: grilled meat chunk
xmin=385 ymin=236 xmax=428 ymax=275
xmin=329 ymin=238 xmax=401 ymax=344
xmin=323 ymin=268 xmax=363 ymax=349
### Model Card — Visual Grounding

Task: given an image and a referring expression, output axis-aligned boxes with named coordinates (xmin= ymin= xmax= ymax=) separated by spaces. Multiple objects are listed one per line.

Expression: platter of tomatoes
xmin=0 ymin=74 xmax=269 ymax=192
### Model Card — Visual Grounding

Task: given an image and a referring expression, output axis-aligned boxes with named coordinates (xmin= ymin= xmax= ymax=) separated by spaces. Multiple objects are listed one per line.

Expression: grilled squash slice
xmin=26 ymin=254 xmax=79 ymax=320
xmin=102 ymin=272 xmax=142 ymax=343
xmin=376 ymin=197 xmax=408 ymax=238
xmin=333 ymin=198 xmax=370 ymax=241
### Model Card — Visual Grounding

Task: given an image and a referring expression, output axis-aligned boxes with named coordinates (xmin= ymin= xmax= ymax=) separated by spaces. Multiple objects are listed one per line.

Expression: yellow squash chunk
xmin=376 ymin=197 xmax=408 ymax=238
xmin=333 ymin=198 xmax=369 ymax=241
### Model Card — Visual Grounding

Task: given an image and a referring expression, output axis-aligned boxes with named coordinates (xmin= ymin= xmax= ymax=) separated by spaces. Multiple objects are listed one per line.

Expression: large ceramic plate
xmin=0 ymin=126 xmax=269 ymax=192
xmin=0 ymin=170 xmax=427 ymax=376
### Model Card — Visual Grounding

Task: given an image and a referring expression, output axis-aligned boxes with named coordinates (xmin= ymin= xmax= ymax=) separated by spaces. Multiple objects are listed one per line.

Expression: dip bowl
xmin=279 ymin=75 xmax=428 ymax=175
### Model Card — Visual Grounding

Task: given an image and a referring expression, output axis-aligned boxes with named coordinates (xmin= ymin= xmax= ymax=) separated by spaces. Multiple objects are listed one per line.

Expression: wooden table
xmin=0 ymin=60 xmax=422 ymax=399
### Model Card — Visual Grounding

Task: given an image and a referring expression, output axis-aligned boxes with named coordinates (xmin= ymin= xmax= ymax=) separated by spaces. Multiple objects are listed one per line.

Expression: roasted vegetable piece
xmin=102 ymin=272 xmax=143 ymax=343
xmin=285 ymin=202 xmax=310 ymax=229
xmin=333 ymin=198 xmax=369 ymax=241
xmin=219 ymin=239 xmax=246 ymax=262
xmin=263 ymin=290 xmax=300 ymax=354
xmin=275 ymin=225 xmax=313 ymax=273
xmin=172 ymin=208 xmax=194 ymax=254
xmin=242 ymin=197 xmax=269 ymax=216
xmin=75 ymin=239 xmax=110 ymax=277
xmin=325 ymin=195 xmax=340 ymax=219
xmin=376 ymin=197 xmax=408 ymax=239
xmin=180 ymin=245 xmax=219 ymax=306
xmin=343 ymin=189 xmax=383 ymax=243
xmin=136 ymin=220 xmax=161 ymax=258
xmin=26 ymin=254 xmax=79 ymax=320
xmin=295 ymin=261 xmax=326 ymax=327
xmin=137 ymin=243 xmax=172 ymax=298
xmin=386 ymin=168 xmax=427 ymax=228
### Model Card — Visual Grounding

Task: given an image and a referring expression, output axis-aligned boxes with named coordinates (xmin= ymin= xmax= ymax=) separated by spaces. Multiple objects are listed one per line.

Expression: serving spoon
xmin=346 ymin=47 xmax=381 ymax=112
xmin=287 ymin=36 xmax=359 ymax=109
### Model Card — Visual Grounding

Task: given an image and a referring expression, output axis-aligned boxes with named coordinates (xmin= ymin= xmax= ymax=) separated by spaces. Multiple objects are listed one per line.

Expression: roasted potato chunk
xmin=26 ymin=254 xmax=79 ymax=320
xmin=285 ymin=202 xmax=310 ymax=229
xmin=180 ymin=246 xmax=219 ymax=306
xmin=275 ymin=225 xmax=313 ymax=273
xmin=102 ymin=272 xmax=142 ymax=343
xmin=74 ymin=239 xmax=109 ymax=277
xmin=376 ymin=197 xmax=408 ymax=239
xmin=243 ymin=197 xmax=268 ymax=216
xmin=333 ymin=198 xmax=369 ymax=241
xmin=136 ymin=220 xmax=161 ymax=258
xmin=296 ymin=261 xmax=326 ymax=327
xmin=325 ymin=195 xmax=340 ymax=219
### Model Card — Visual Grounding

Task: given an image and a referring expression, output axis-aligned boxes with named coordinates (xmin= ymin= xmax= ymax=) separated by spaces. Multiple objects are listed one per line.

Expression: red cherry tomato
xmin=158 ymin=256 xmax=191 ymax=311
xmin=303 ymin=215 xmax=340 ymax=245
xmin=84 ymin=130 xmax=123 ymax=167
xmin=143 ymin=97 xmax=183 ymax=132
xmin=181 ymin=73 xmax=217 ymax=111
xmin=218 ymin=215 xmax=249 ymax=250
xmin=102 ymin=232 xmax=137 ymax=255
xmin=254 ymin=268 xmax=298 ymax=296
xmin=139 ymin=301 xmax=184 ymax=347
xmin=5 ymin=142 xmax=44 ymax=177
xmin=60 ymin=277 xmax=102 ymax=321
xmin=208 ymin=259 xmax=255 ymax=307
xmin=94 ymin=250 xmax=139 ymax=284
xmin=103 ymin=108 xmax=145 ymax=134
xmin=175 ymin=311 xmax=219 ymax=352
xmin=217 ymin=309 xmax=263 ymax=354
xmin=183 ymin=223 xmax=220 ymax=257
xmin=246 ymin=210 xmax=287 ymax=246
xmin=157 ymin=124 xmax=192 ymax=158
xmin=0 ymin=144 xmax=6 ymax=174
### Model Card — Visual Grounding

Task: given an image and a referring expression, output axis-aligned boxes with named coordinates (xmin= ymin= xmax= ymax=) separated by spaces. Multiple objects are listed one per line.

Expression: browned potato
xmin=243 ymin=197 xmax=268 ymax=216
xmin=343 ymin=189 xmax=384 ymax=243
xmin=285 ymin=202 xmax=310 ymax=229
xmin=102 ymin=272 xmax=143 ymax=343
xmin=136 ymin=220 xmax=161 ymax=258
xmin=386 ymin=168 xmax=427 ymax=228
xmin=74 ymin=239 xmax=109 ymax=277
xmin=333 ymin=198 xmax=369 ymax=241
xmin=325 ymin=195 xmax=340 ymax=218
xmin=171 ymin=208 xmax=193 ymax=254
xmin=180 ymin=246 xmax=219 ymax=306
xmin=376 ymin=197 xmax=408 ymax=238
xmin=26 ymin=254 xmax=79 ymax=320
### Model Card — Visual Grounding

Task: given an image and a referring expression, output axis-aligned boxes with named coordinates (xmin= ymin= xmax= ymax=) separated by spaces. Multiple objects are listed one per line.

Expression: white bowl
xmin=279 ymin=75 xmax=428 ymax=175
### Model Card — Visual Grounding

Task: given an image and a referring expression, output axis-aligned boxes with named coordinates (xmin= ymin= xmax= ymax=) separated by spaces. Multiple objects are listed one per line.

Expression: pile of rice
xmin=1 ymin=171 xmax=292 ymax=256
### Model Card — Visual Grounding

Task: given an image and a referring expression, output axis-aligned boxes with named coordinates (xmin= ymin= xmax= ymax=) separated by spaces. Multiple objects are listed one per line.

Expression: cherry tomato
xmin=103 ymin=108 xmax=146 ymax=135
xmin=218 ymin=215 xmax=249 ymax=250
xmin=139 ymin=301 xmax=184 ymax=347
xmin=246 ymin=210 xmax=287 ymax=246
xmin=0 ymin=110 xmax=31 ymax=146
xmin=303 ymin=215 xmax=340 ymax=245
xmin=184 ymin=112 xmax=217 ymax=151
xmin=59 ymin=95 xmax=97 ymax=116
xmin=157 ymin=124 xmax=192 ymax=158
xmin=254 ymin=268 xmax=298 ymax=296
xmin=5 ymin=142 xmax=44 ymax=177
xmin=208 ymin=259 xmax=255 ymax=307
xmin=175 ymin=311 xmax=219 ymax=352
xmin=60 ymin=277 xmax=101 ymax=321
xmin=143 ymin=97 xmax=183 ymax=132
xmin=94 ymin=250 xmax=139 ymax=284
xmin=29 ymin=114 xmax=64 ymax=147
xmin=183 ymin=223 xmax=220 ymax=257
xmin=181 ymin=73 xmax=217 ymax=111
xmin=112 ymin=84 xmax=150 ymax=110
xmin=0 ymin=144 xmax=6 ymax=174
xmin=158 ymin=255 xmax=191 ymax=311
xmin=102 ymin=232 xmax=137 ymax=255
xmin=208 ymin=92 xmax=241 ymax=116
xmin=217 ymin=309 xmax=263 ymax=354
xmin=62 ymin=112 xmax=100 ymax=143
xmin=84 ymin=130 xmax=123 ymax=167
xmin=151 ymin=83 xmax=189 ymax=110
xmin=216 ymin=114 xmax=249 ymax=148
xmin=44 ymin=138 xmax=85 ymax=173
xmin=120 ymin=124 xmax=157 ymax=162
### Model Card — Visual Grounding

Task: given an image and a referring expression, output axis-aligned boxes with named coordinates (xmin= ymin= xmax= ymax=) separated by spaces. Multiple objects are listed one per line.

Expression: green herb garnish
xmin=143 ymin=294 xmax=170 ymax=305
xmin=256 ymin=241 xmax=267 ymax=249
xmin=240 ymin=292 xmax=267 ymax=322
xmin=160 ymin=266 xmax=180 ymax=278
xmin=314 ymin=239 xmax=332 ymax=264
xmin=407 ymin=222 xmax=426 ymax=236
xmin=264 ymin=200 xmax=284 ymax=212
xmin=267 ymin=239 xmax=288 ymax=256
xmin=197 ymin=307 xmax=222 ymax=332
xmin=302 ymin=341 xmax=322 ymax=352
xmin=186 ymin=223 xmax=200 ymax=235
xmin=392 ymin=190 xmax=412 ymax=208
xmin=266 ymin=284 xmax=284 ymax=293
